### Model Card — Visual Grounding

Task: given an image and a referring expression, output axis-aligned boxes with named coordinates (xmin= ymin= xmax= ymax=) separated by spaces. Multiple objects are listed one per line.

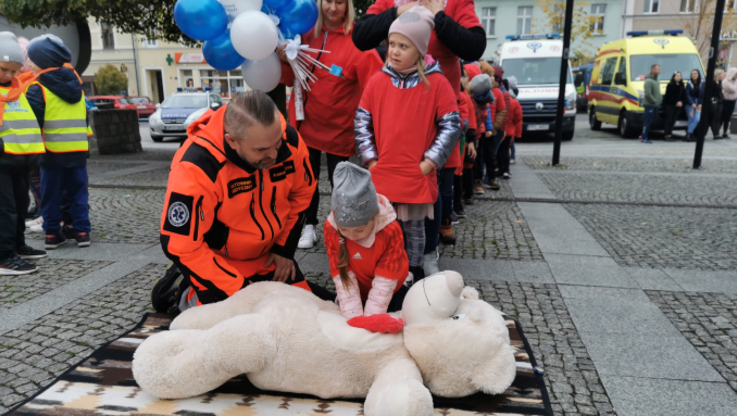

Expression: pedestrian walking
xmin=499 ymin=79 xmax=521 ymax=179
xmin=276 ymin=0 xmax=383 ymax=250
xmin=719 ymin=67 xmax=737 ymax=139
xmin=640 ymin=64 xmax=661 ymax=144
xmin=662 ymin=72 xmax=686 ymax=142
xmin=711 ymin=68 xmax=726 ymax=140
xmin=0 ymin=32 xmax=47 ymax=275
xmin=355 ymin=6 xmax=461 ymax=281
xmin=324 ymin=163 xmax=410 ymax=319
xmin=685 ymin=69 xmax=704 ymax=142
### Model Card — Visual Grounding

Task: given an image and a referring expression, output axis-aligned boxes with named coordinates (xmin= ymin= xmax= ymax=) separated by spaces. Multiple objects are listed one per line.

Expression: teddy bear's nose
xmin=444 ymin=271 xmax=464 ymax=297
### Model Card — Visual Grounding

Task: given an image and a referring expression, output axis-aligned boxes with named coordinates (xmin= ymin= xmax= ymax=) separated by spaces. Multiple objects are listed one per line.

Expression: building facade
xmin=83 ymin=19 xmax=247 ymax=103
xmin=474 ymin=0 xmax=625 ymax=63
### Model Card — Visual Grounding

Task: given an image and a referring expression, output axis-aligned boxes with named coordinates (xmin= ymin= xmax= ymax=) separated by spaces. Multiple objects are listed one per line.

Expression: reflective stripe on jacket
xmin=0 ymin=86 xmax=44 ymax=155
xmin=30 ymin=82 xmax=92 ymax=153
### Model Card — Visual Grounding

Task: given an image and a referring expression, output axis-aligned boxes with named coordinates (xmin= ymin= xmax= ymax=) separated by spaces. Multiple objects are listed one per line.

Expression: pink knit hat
xmin=388 ymin=6 xmax=435 ymax=58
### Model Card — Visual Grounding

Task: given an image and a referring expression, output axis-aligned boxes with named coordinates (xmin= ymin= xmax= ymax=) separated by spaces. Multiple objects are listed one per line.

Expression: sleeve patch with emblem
xmin=164 ymin=192 xmax=194 ymax=235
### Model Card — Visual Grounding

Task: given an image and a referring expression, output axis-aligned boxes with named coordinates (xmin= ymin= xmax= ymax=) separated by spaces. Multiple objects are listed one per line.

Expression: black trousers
xmin=721 ymin=100 xmax=736 ymax=134
xmin=305 ymin=147 xmax=349 ymax=226
xmin=474 ymin=133 xmax=497 ymax=181
xmin=496 ymin=136 xmax=511 ymax=176
xmin=663 ymin=105 xmax=681 ymax=137
xmin=711 ymin=101 xmax=724 ymax=137
xmin=0 ymin=167 xmax=29 ymax=260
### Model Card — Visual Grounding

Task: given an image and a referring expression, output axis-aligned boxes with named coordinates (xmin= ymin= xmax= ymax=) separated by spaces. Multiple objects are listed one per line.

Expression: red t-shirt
xmin=505 ymin=98 xmax=522 ymax=138
xmin=324 ymin=220 xmax=408 ymax=300
xmin=491 ymin=88 xmax=506 ymax=120
xmin=360 ymin=71 xmax=458 ymax=204
xmin=366 ymin=0 xmax=481 ymax=100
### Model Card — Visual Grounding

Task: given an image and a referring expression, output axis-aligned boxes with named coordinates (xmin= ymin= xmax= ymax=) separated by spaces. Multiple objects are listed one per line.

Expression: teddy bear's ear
xmin=461 ymin=287 xmax=479 ymax=300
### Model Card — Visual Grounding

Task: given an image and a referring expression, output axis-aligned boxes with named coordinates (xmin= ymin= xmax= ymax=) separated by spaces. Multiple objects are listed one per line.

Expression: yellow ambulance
xmin=587 ymin=30 xmax=705 ymax=137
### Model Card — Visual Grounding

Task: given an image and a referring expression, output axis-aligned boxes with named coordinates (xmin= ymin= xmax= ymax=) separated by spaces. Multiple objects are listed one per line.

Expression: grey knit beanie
xmin=470 ymin=74 xmax=492 ymax=95
xmin=332 ymin=162 xmax=380 ymax=228
xmin=0 ymin=32 xmax=26 ymax=66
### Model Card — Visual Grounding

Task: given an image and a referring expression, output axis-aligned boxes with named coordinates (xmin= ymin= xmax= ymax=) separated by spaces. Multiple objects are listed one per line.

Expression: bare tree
xmin=680 ymin=0 xmax=737 ymax=63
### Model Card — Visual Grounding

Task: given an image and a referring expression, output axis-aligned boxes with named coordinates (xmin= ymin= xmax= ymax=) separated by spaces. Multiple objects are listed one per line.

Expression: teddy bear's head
xmin=401 ymin=271 xmax=516 ymax=397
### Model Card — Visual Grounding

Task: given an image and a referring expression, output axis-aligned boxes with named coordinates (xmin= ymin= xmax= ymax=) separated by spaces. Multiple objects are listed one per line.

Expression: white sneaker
xmin=298 ymin=224 xmax=318 ymax=249
xmin=26 ymin=216 xmax=43 ymax=229
xmin=423 ymin=251 xmax=440 ymax=276
xmin=510 ymin=159 xmax=516 ymax=165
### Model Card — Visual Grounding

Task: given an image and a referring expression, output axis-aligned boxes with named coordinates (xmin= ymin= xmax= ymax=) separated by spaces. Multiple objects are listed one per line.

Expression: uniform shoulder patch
xmin=164 ymin=192 xmax=194 ymax=235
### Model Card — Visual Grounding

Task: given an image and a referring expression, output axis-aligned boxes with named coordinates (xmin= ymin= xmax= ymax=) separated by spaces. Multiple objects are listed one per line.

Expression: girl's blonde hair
xmin=385 ymin=54 xmax=430 ymax=88
xmin=337 ymin=234 xmax=353 ymax=290
xmin=314 ymin=0 xmax=356 ymax=38
xmin=715 ymin=68 xmax=725 ymax=81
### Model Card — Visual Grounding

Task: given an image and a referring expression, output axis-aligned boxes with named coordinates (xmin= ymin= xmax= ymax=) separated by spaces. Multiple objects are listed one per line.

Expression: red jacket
xmin=490 ymin=88 xmax=507 ymax=132
xmin=160 ymin=106 xmax=315 ymax=304
xmin=280 ymin=25 xmax=383 ymax=157
xmin=366 ymin=0 xmax=481 ymax=100
xmin=505 ymin=98 xmax=522 ymax=139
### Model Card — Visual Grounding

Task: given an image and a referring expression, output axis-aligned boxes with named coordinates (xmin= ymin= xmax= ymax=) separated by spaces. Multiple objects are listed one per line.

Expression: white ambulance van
xmin=498 ymin=34 xmax=577 ymax=141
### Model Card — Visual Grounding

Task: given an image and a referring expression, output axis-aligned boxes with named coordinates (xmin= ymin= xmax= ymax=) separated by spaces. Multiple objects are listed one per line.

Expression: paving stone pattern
xmin=92 ymin=166 xmax=171 ymax=187
xmin=86 ymin=161 xmax=147 ymax=176
xmin=524 ymin=155 xmax=737 ymax=174
xmin=0 ymin=264 xmax=162 ymax=412
xmin=566 ymin=204 xmax=737 ymax=270
xmin=87 ymin=188 xmax=165 ymax=245
xmin=647 ymin=290 xmax=737 ymax=392
xmin=91 ymin=149 xmax=177 ymax=162
xmin=539 ymin=172 xmax=737 ymax=206
xmin=0 ymin=260 xmax=110 ymax=310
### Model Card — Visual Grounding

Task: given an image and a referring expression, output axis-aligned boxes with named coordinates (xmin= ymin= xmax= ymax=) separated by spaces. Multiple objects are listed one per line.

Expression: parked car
xmin=88 ymin=96 xmax=135 ymax=110
xmin=148 ymin=89 xmax=224 ymax=142
xmin=127 ymin=96 xmax=156 ymax=117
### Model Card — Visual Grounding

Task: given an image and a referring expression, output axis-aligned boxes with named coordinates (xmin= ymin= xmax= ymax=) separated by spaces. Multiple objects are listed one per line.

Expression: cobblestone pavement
xmin=0 ymin=260 xmax=110 ymax=310
xmin=91 ymin=166 xmax=171 ymax=187
xmin=86 ymin=161 xmax=148 ymax=176
xmin=538 ymin=172 xmax=737 ymax=206
xmin=0 ymin=263 xmax=162 ymax=412
xmin=646 ymin=291 xmax=737 ymax=393
xmin=523 ymin=155 xmax=737 ymax=175
xmin=565 ymin=204 xmax=737 ymax=270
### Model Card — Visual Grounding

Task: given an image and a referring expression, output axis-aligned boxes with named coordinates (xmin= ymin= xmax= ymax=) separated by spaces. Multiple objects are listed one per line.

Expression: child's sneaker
xmin=502 ymin=172 xmax=511 ymax=180
xmin=16 ymin=245 xmax=47 ymax=260
xmin=75 ymin=232 xmax=91 ymax=248
xmin=0 ymin=255 xmax=38 ymax=275
xmin=454 ymin=205 xmax=466 ymax=218
xmin=450 ymin=212 xmax=460 ymax=225
xmin=25 ymin=216 xmax=43 ymax=229
xmin=486 ymin=178 xmax=501 ymax=191
xmin=45 ymin=233 xmax=67 ymax=250
xmin=510 ymin=159 xmax=516 ymax=165
xmin=439 ymin=221 xmax=456 ymax=245
xmin=473 ymin=180 xmax=485 ymax=195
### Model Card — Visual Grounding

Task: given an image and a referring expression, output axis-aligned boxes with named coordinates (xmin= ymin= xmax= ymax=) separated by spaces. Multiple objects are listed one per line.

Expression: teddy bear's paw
xmin=372 ymin=378 xmax=433 ymax=416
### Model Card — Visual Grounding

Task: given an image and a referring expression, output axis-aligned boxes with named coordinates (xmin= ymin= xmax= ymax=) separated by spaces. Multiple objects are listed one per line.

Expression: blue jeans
xmin=687 ymin=107 xmax=701 ymax=134
xmin=511 ymin=141 xmax=516 ymax=160
xmin=424 ymin=168 xmax=455 ymax=254
xmin=641 ymin=105 xmax=657 ymax=140
xmin=41 ymin=166 xmax=90 ymax=234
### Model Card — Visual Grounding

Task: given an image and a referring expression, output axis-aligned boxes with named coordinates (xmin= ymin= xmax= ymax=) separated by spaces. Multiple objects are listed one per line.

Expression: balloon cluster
xmin=174 ymin=0 xmax=319 ymax=92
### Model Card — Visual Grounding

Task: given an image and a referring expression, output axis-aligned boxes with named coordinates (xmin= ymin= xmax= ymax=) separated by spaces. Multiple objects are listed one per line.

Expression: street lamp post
xmin=693 ymin=0 xmax=727 ymax=169
xmin=552 ymin=0 xmax=575 ymax=166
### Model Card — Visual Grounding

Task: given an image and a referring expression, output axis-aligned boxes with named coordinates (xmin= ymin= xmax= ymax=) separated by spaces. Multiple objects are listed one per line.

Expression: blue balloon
xmin=203 ymin=30 xmax=246 ymax=71
xmin=174 ymin=0 xmax=229 ymax=41
xmin=275 ymin=0 xmax=318 ymax=39
xmin=264 ymin=0 xmax=289 ymax=11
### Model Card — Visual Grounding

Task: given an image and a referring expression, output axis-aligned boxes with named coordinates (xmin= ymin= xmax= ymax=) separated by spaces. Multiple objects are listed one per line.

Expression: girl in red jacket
xmin=500 ymin=78 xmax=522 ymax=180
xmin=355 ymin=6 xmax=461 ymax=281
xmin=325 ymin=162 xmax=409 ymax=318
xmin=277 ymin=0 xmax=384 ymax=250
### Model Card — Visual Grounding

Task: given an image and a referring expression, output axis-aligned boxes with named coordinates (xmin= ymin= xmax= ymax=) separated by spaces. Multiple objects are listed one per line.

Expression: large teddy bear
xmin=133 ymin=271 xmax=516 ymax=415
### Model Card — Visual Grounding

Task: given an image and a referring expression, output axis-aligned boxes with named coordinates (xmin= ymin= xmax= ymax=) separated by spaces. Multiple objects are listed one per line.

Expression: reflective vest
xmin=0 ymin=86 xmax=44 ymax=155
xmin=30 ymin=82 xmax=92 ymax=153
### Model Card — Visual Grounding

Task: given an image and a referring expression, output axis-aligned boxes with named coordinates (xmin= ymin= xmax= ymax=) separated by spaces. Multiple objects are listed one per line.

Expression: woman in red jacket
xmin=355 ymin=6 xmax=461 ymax=281
xmin=277 ymin=0 xmax=383 ymax=250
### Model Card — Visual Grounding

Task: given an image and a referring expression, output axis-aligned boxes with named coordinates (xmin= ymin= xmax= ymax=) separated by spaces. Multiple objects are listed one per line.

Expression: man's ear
xmin=224 ymin=133 xmax=236 ymax=149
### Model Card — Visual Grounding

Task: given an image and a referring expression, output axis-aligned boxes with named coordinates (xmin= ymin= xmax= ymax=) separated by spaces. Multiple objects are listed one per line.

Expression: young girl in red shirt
xmin=354 ymin=6 xmax=461 ymax=281
xmin=325 ymin=162 xmax=410 ymax=318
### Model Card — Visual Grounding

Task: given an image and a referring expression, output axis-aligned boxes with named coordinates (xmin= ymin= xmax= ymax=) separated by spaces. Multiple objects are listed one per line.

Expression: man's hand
xmin=264 ymin=253 xmax=296 ymax=282
xmin=423 ymin=0 xmax=444 ymax=15
xmin=420 ymin=160 xmax=433 ymax=175
xmin=466 ymin=142 xmax=477 ymax=159
xmin=367 ymin=159 xmax=378 ymax=170
xmin=698 ymin=104 xmax=702 ymax=112
xmin=276 ymin=45 xmax=289 ymax=63
xmin=676 ymin=101 xmax=683 ymax=107
xmin=397 ymin=1 xmax=419 ymax=15
xmin=485 ymin=131 xmax=493 ymax=138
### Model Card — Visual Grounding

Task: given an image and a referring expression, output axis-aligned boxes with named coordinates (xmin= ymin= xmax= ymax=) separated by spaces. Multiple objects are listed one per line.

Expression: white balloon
xmin=219 ymin=0 xmax=263 ymax=19
xmin=242 ymin=52 xmax=282 ymax=92
xmin=230 ymin=11 xmax=278 ymax=61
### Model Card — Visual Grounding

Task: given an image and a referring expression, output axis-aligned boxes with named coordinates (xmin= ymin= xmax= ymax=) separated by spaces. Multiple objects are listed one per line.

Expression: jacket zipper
xmin=193 ymin=196 xmax=204 ymax=242
xmin=271 ymin=186 xmax=282 ymax=229
xmin=250 ymin=196 xmax=265 ymax=240
xmin=258 ymin=170 xmax=274 ymax=240
xmin=303 ymin=158 xmax=313 ymax=186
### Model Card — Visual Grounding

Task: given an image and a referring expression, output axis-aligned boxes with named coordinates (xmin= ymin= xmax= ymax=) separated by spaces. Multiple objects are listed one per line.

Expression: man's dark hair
xmin=224 ymin=90 xmax=278 ymax=139
xmin=651 ymin=64 xmax=660 ymax=70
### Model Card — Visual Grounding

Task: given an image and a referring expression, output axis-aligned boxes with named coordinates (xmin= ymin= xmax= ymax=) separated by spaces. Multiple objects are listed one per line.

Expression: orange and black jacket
xmin=160 ymin=105 xmax=316 ymax=304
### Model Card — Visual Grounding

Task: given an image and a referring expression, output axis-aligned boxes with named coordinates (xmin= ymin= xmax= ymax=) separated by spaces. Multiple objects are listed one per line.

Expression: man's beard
xmin=253 ymin=159 xmax=275 ymax=170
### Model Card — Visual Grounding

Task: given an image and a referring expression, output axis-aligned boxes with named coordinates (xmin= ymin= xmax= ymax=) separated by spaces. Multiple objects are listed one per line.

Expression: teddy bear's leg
xmin=171 ymin=281 xmax=287 ymax=330
xmin=363 ymin=358 xmax=434 ymax=416
xmin=133 ymin=314 xmax=276 ymax=399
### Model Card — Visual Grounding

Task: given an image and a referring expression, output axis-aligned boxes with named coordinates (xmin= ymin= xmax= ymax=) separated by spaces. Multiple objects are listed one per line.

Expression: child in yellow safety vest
xmin=25 ymin=35 xmax=93 ymax=250
xmin=0 ymin=32 xmax=47 ymax=275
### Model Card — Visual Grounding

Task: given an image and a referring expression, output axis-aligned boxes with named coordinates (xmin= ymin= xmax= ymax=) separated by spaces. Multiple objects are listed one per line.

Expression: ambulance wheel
xmin=618 ymin=112 xmax=637 ymax=138
xmin=589 ymin=109 xmax=602 ymax=131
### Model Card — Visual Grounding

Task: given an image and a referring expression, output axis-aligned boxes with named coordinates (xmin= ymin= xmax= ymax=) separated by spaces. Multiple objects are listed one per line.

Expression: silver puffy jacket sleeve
xmin=354 ymin=107 xmax=377 ymax=167
xmin=424 ymin=111 xmax=462 ymax=168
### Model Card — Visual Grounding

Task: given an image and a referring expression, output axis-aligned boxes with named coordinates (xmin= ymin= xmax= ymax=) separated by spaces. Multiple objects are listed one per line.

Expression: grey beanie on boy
xmin=332 ymin=162 xmax=380 ymax=228
xmin=470 ymin=74 xmax=492 ymax=95
xmin=0 ymin=32 xmax=26 ymax=66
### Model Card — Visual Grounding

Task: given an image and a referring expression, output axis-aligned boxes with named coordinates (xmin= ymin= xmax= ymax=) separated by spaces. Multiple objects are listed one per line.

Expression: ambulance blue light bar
xmin=204 ymin=87 xmax=213 ymax=91
xmin=505 ymin=33 xmax=561 ymax=40
xmin=626 ymin=30 xmax=683 ymax=37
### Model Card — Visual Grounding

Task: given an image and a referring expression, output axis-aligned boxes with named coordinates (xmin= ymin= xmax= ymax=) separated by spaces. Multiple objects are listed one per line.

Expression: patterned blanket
xmin=7 ymin=313 xmax=552 ymax=416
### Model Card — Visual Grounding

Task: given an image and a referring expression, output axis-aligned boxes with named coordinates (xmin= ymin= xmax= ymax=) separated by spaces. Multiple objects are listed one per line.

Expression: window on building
xmin=551 ymin=5 xmax=564 ymax=33
xmin=481 ymin=7 xmax=496 ymax=37
xmin=101 ymin=23 xmax=115 ymax=50
xmin=198 ymin=70 xmax=246 ymax=99
xmin=680 ymin=0 xmax=696 ymax=12
xmin=644 ymin=0 xmax=660 ymax=13
xmin=590 ymin=4 xmax=606 ymax=33
xmin=141 ymin=31 xmax=158 ymax=48
xmin=517 ymin=6 xmax=533 ymax=35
